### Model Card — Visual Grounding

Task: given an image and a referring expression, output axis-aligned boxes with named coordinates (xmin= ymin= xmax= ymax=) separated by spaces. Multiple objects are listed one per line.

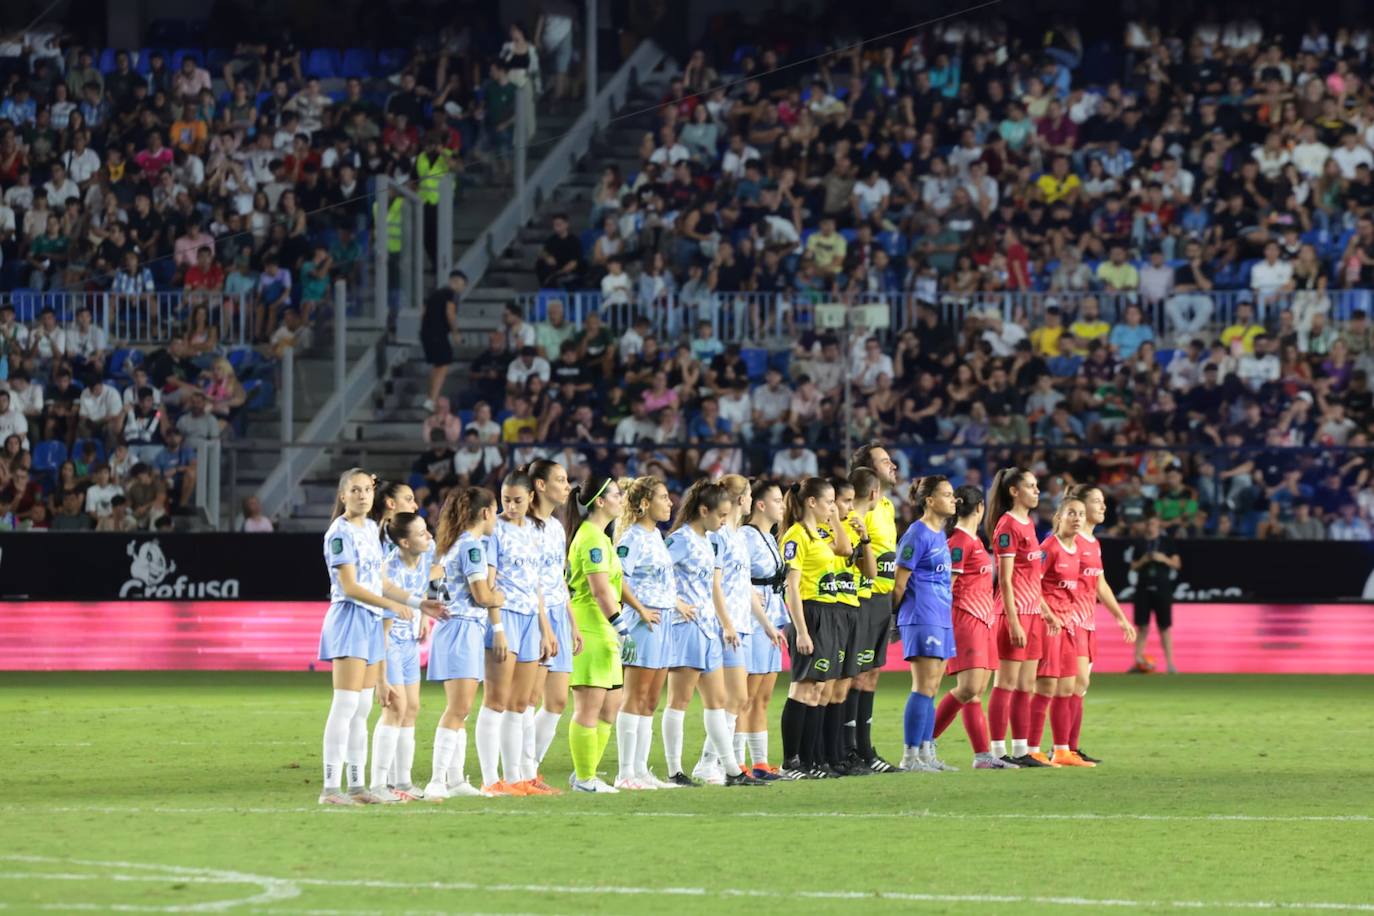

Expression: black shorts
xmin=421 ymin=331 xmax=454 ymax=367
xmin=856 ymin=593 xmax=892 ymax=673
xmin=786 ymin=599 xmax=842 ymax=682
xmin=834 ymin=602 xmax=862 ymax=679
xmin=1134 ymin=591 xmax=1173 ymax=630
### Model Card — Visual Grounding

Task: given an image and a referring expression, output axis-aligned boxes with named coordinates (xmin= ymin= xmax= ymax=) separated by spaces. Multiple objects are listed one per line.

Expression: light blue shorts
xmin=387 ymin=639 xmax=421 ymax=685
xmin=747 ymin=626 xmax=783 ymax=675
xmin=900 ymin=623 xmax=957 ymax=661
xmin=667 ymin=617 xmax=722 ymax=673
xmin=319 ymin=602 xmax=385 ymax=665
xmin=624 ymin=605 xmax=671 ymax=669
xmin=543 ymin=604 xmax=573 ymax=674
xmin=486 ymin=608 xmax=542 ymax=663
xmin=427 ymin=616 xmax=487 ymax=682
xmin=722 ymin=632 xmax=750 ymax=669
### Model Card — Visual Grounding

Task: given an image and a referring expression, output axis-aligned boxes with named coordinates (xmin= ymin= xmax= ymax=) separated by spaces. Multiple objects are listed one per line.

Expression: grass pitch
xmin=1 ymin=672 xmax=1371 ymax=914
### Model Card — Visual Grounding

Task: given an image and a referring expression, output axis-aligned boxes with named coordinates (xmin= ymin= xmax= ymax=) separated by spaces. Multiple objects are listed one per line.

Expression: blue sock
xmin=903 ymin=691 xmax=926 ymax=748
xmin=920 ymin=694 xmax=937 ymax=746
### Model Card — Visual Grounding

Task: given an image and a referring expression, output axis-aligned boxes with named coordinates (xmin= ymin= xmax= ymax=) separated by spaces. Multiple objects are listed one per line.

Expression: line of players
xmin=314 ymin=445 xmax=1137 ymax=803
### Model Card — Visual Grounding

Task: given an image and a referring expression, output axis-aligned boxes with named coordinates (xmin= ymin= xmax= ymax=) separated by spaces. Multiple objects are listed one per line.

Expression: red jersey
xmin=948 ymin=527 xmax=997 ymax=624
xmin=1075 ymin=533 xmax=1103 ymax=631
xmin=992 ymin=513 xmax=1044 ymax=617
xmin=1040 ymin=534 xmax=1082 ymax=627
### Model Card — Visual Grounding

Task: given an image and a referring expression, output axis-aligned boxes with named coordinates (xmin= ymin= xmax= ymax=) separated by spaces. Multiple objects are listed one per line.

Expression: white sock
xmin=704 ymin=707 xmax=742 ymax=775
xmin=1053 ymin=744 xmax=1069 ymax=752
xmin=370 ymin=723 xmax=399 ymax=789
xmin=394 ymin=726 xmax=416 ymax=787
xmin=430 ymin=726 xmax=459 ymax=788
xmin=345 ymin=688 xmax=373 ymax=788
xmin=521 ymin=708 xmax=537 ymax=781
xmin=635 ymin=713 xmax=655 ymax=778
xmin=1012 ymin=739 xmax=1029 ymax=757
xmin=448 ymin=728 xmax=468 ymax=785
xmin=1028 ymin=745 xmax=1041 ymax=755
xmin=726 ymin=712 xmax=741 ymax=766
xmin=500 ymin=710 xmax=526 ymax=784
xmin=322 ymin=689 xmax=360 ymax=789
xmin=476 ymin=705 xmax=503 ymax=787
xmin=533 ymin=708 xmax=562 ymax=765
xmin=746 ymin=731 xmax=768 ymax=767
xmin=615 ymin=712 xmax=641 ymax=781
xmin=990 ymin=739 xmax=1007 ymax=758
xmin=662 ymin=707 xmax=685 ymax=775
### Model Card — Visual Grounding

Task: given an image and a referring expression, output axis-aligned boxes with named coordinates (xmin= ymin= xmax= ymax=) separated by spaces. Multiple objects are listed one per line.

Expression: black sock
xmin=781 ymin=698 xmax=806 ymax=763
xmin=842 ymin=691 xmax=860 ymax=756
xmin=807 ymin=703 xmax=827 ymax=767
xmin=799 ymin=702 xmax=821 ymax=767
xmin=824 ymin=702 xmax=845 ymax=765
xmin=857 ymin=690 xmax=876 ymax=758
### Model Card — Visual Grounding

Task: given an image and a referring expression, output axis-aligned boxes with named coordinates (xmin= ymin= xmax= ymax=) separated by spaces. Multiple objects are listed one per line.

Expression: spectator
xmin=1109 ymin=304 xmax=1155 ymax=360
xmin=770 ymin=434 xmax=819 ymax=480
xmin=239 ymin=495 xmax=274 ymax=533
xmin=1096 ymin=244 xmax=1140 ymax=292
xmin=1328 ymin=502 xmax=1373 ymax=541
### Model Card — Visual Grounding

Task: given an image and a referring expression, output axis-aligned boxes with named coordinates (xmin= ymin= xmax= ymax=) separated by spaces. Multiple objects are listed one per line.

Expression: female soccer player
xmin=892 ymin=476 xmax=958 ymax=772
xmin=1065 ymin=484 xmax=1137 ymax=763
xmin=849 ymin=445 xmax=901 ymax=774
xmin=777 ymin=478 xmax=851 ymax=779
xmin=1029 ymin=497 xmax=1090 ymax=767
xmin=613 ymin=476 xmax=680 ymax=790
xmin=831 ymin=476 xmax=875 ymax=776
xmin=930 ymin=485 xmax=1018 ymax=768
xmin=739 ymin=479 xmax=789 ymax=778
xmin=663 ymin=479 xmax=767 ymax=787
xmin=985 ymin=467 xmax=1050 ymax=768
xmin=371 ymin=480 xmax=418 ymax=547
xmin=319 ymin=469 xmax=445 ymax=806
xmin=373 ymin=511 xmax=439 ymax=800
xmin=476 ymin=470 xmax=557 ymax=796
xmin=424 ymin=486 xmax=506 ymax=800
xmin=564 ymin=475 xmax=628 ymax=794
xmin=524 ymin=459 xmax=580 ymax=793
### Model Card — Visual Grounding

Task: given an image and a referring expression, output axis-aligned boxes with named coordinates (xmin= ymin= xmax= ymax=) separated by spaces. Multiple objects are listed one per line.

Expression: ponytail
xmin=986 ymin=466 xmax=1031 ymax=542
xmin=371 ymin=479 xmax=410 ymax=540
xmin=615 ymin=475 xmax=660 ymax=543
xmin=562 ymin=475 xmax=615 ymax=550
xmin=781 ymin=477 xmax=831 ymax=536
xmin=909 ymin=474 xmax=948 ymax=519
xmin=436 ymin=486 xmax=496 ymax=555
xmin=949 ymin=484 xmax=985 ymax=533
xmin=744 ymin=477 xmax=781 ymax=528
xmin=524 ymin=458 xmax=565 ymax=529
xmin=669 ymin=478 xmax=728 ymax=534
xmin=386 ymin=511 xmax=424 ymax=548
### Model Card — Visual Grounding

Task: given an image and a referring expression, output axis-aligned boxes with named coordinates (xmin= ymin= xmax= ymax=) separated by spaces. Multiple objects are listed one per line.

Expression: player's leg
xmin=391 ymin=682 xmax=423 ymax=795
xmin=478 ymin=644 xmax=516 ymax=795
xmin=1158 ymin=601 xmax=1177 ymax=673
xmin=568 ymin=685 xmax=611 ymax=791
xmin=616 ymin=665 xmax=651 ymax=789
xmin=1051 ymin=669 xmax=1094 ymax=766
xmin=343 ymin=661 xmax=384 ymax=800
xmin=1133 ymin=598 xmax=1153 ymax=669
xmin=664 ymin=667 xmax=701 ymax=784
xmin=321 ymin=656 xmax=367 ymax=805
xmin=506 ymin=660 xmax=543 ymax=792
xmin=636 ymin=667 xmax=672 ymax=785
xmin=698 ymin=667 xmax=764 ymax=785
xmin=428 ymin=677 xmax=480 ymax=798
xmin=371 ymin=683 xmax=406 ymax=797
xmin=534 ymin=669 xmax=570 ymax=779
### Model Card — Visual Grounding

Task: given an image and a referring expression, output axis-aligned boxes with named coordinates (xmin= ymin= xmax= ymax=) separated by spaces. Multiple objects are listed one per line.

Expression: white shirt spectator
xmin=30 ymin=326 xmax=65 ymax=360
xmin=0 ymin=405 xmax=27 ymax=447
xmin=1292 ymin=140 xmax=1331 ymax=178
xmin=618 ymin=326 xmax=645 ymax=361
xmin=67 ymin=324 xmax=108 ymax=360
xmin=720 ymin=144 xmax=761 ymax=180
xmin=506 ymin=320 xmax=536 ymax=350
xmin=1331 ymin=143 xmax=1373 ymax=180
xmin=1251 ymin=257 xmax=1293 ymax=294
xmin=452 ymin=445 xmax=487 ymax=479
xmin=718 ymin=390 xmax=751 ymax=431
xmin=61 ymin=148 xmax=101 ymax=184
xmin=505 ymin=354 xmax=551 ymax=389
xmin=43 ymin=176 xmax=79 ymax=207
xmin=85 ymin=483 xmax=123 ymax=517
xmin=948 ymin=143 xmax=983 ymax=177
xmin=1329 ymin=516 xmax=1373 ymax=541
xmin=852 ymin=177 xmax=892 ymax=219
xmin=79 ymin=383 xmax=122 ymax=422
xmin=960 ymin=174 xmax=997 ymax=211
xmin=1166 ymin=351 xmax=1203 ymax=391
xmin=1138 ymin=263 xmax=1175 ymax=304
xmin=981 ymin=318 xmax=1028 ymax=357
xmin=600 ymin=271 xmax=633 ymax=306
xmin=0 ymin=202 xmax=14 ymax=237
xmin=613 ymin=414 xmax=657 ymax=446
xmin=464 ymin=420 xmax=503 ymax=470
xmin=648 ymin=142 xmax=691 ymax=168
xmin=853 ymin=353 xmax=895 ymax=388
xmin=751 ymin=384 xmax=791 ymax=425
xmin=122 ymin=384 xmax=162 ymax=408
xmin=771 ymin=446 xmax=819 ymax=480
xmin=1236 ymin=352 xmax=1280 ymax=390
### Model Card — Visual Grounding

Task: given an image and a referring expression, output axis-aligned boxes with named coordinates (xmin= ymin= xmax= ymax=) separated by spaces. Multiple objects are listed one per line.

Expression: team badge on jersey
xmin=998 ymin=533 xmax=1011 ymax=549
xmin=616 ymin=545 xmax=629 ymax=558
xmin=900 ymin=545 xmax=914 ymax=561
xmin=783 ymin=541 xmax=797 ymax=560
xmin=331 ymin=537 xmax=344 ymax=554
xmin=951 ymin=547 xmax=963 ymax=562
xmin=590 ymin=547 xmax=603 ymax=563
xmin=665 ymin=536 xmax=674 ymax=547
xmin=468 ymin=547 xmax=481 ymax=563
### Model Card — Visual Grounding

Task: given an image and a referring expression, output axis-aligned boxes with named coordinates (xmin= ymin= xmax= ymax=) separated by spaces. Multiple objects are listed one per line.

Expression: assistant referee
xmin=1130 ymin=512 xmax=1181 ymax=675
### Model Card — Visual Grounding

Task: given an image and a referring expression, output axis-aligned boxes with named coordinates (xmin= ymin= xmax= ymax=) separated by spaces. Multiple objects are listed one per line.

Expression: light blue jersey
xmin=536 ymin=515 xmax=570 ymax=608
xmin=323 ymin=516 xmax=386 ymax=616
xmin=666 ymin=526 xmax=721 ymax=628
xmin=384 ymin=547 xmax=433 ymax=643
xmin=742 ymin=524 xmax=788 ymax=627
xmin=714 ymin=526 xmax=755 ymax=634
xmin=439 ymin=531 xmax=491 ymax=621
xmin=616 ymin=523 xmax=677 ymax=610
xmin=488 ymin=517 xmax=543 ymax=616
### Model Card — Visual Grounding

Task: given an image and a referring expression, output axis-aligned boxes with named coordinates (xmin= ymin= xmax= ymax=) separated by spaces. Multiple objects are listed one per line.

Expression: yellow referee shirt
xmin=780 ymin=522 xmax=854 ymax=605
xmin=864 ymin=496 xmax=897 ymax=597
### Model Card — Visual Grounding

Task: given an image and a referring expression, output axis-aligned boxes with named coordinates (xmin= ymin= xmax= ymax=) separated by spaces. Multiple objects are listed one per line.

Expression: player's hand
xmin=492 ymin=590 xmax=507 ymax=608
xmin=796 ymin=631 xmax=814 ymax=655
xmin=1120 ymin=620 xmax=1138 ymax=642
xmin=640 ymin=607 xmax=661 ymax=628
xmin=378 ymin=683 xmax=399 ymax=708
xmin=619 ymin=634 xmax=637 ymax=665
xmin=677 ymin=602 xmax=698 ymax=621
xmin=1045 ymin=613 xmax=1062 ymax=637
xmin=1009 ymin=620 xmax=1027 ymax=647
xmin=848 ymin=514 xmax=868 ymax=541
xmin=420 ymin=599 xmax=449 ymax=620
xmin=723 ymin=627 xmax=740 ymax=649
xmin=490 ymin=630 xmax=508 ymax=662
xmin=393 ymin=605 xmax=415 ymax=622
xmin=767 ymin=624 xmax=785 ymax=649
xmin=571 ymin=629 xmax=584 ymax=656
xmin=540 ymin=631 xmax=558 ymax=662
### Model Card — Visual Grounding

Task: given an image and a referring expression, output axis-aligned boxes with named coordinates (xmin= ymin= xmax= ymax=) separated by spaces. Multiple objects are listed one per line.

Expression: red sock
xmin=1010 ymin=689 xmax=1033 ymax=741
xmin=961 ymin=701 xmax=991 ymax=754
xmin=1069 ymin=694 xmax=1084 ymax=748
xmin=1028 ymin=692 xmax=1052 ymax=749
xmin=1050 ymin=695 xmax=1074 ymax=747
xmin=988 ymin=686 xmax=1015 ymax=741
xmin=933 ymin=694 xmax=963 ymax=739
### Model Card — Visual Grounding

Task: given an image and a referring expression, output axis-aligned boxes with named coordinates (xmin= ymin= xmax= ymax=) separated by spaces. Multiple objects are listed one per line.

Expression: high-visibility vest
xmin=416 ymin=150 xmax=451 ymax=205
xmin=373 ymin=196 xmax=403 ymax=253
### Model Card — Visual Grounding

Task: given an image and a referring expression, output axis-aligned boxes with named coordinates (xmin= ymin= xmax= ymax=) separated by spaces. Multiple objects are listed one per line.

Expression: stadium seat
xmin=72 ymin=439 xmax=106 ymax=463
xmin=740 ymin=347 xmax=769 ymax=381
xmin=107 ymin=347 xmax=143 ymax=382
xmin=9 ymin=289 xmax=41 ymax=321
xmin=839 ymin=228 xmax=858 ymax=244
xmin=98 ymin=48 xmax=117 ymax=73
xmin=31 ymin=440 xmax=66 ymax=475
xmin=769 ymin=350 xmax=792 ymax=378
xmin=457 ymin=409 xmax=474 ymax=426
xmin=135 ymin=48 xmax=161 ymax=75
xmin=225 ymin=347 xmax=256 ymax=376
xmin=305 ymin=48 xmax=339 ymax=79
xmin=1156 ymin=348 xmax=1175 ymax=367
xmin=205 ymin=47 xmax=231 ymax=72
xmin=244 ymin=378 xmax=275 ymax=411
xmin=340 ymin=48 xmax=377 ymax=77
xmin=377 ymin=48 xmax=408 ymax=74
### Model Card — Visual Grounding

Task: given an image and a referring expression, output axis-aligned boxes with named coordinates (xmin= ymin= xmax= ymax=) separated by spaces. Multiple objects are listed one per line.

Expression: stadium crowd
xmin=421 ymin=12 xmax=1374 ymax=541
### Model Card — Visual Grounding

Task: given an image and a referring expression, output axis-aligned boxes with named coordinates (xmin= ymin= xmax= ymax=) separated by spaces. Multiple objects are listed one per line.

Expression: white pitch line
xmin=1 ymin=804 xmax=1367 ymax=824
xmin=0 ymin=856 xmax=300 ymax=913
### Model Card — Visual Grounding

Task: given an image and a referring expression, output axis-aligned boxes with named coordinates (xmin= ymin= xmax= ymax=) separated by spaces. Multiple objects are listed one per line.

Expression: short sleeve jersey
xmin=992 ymin=513 xmax=1045 ymax=617
xmin=616 ymin=524 xmax=677 ymax=610
xmin=742 ymin=524 xmax=788 ymax=626
xmin=713 ymin=526 xmax=755 ymax=633
xmin=438 ymin=531 xmax=491 ymax=621
xmin=537 ymin=515 xmax=571 ymax=608
xmin=779 ymin=522 xmax=853 ymax=605
xmin=384 ymin=547 xmax=433 ymax=643
xmin=1074 ymin=533 xmax=1103 ymax=631
xmin=895 ymin=520 xmax=953 ymax=627
xmin=841 ymin=516 xmax=874 ymax=600
xmin=488 ymin=517 xmax=542 ymax=616
xmin=817 ymin=526 xmax=860 ymax=607
xmin=567 ymin=520 xmax=621 ymax=633
xmin=864 ymin=497 xmax=899 ymax=596
xmin=1040 ymin=534 xmax=1082 ymax=627
xmin=666 ymin=526 xmax=721 ymax=626
xmin=324 ymin=516 xmax=386 ymax=616
xmin=947 ymin=527 xmax=996 ymax=625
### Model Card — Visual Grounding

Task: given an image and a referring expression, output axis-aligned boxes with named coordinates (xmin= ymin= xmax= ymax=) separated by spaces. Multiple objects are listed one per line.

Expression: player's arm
xmin=337 ymin=564 xmax=414 ymax=620
xmin=1096 ymin=575 xmax=1137 ymax=642
xmin=852 ymin=520 xmax=877 ymax=580
xmin=892 ymin=566 xmax=911 ymax=612
xmin=748 ymin=586 xmax=776 ymax=640
xmin=712 ymin=568 xmax=739 ymax=645
xmin=587 ymin=570 xmax=619 ymax=620
xmin=1040 ymin=595 xmax=1062 ymax=634
xmin=379 ymin=574 xmax=446 ymax=620
xmin=998 ymin=554 xmax=1027 ymax=645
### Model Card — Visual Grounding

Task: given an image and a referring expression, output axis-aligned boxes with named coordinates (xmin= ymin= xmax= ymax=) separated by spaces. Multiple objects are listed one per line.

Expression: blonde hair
xmin=614 ymin=475 xmax=661 ymax=542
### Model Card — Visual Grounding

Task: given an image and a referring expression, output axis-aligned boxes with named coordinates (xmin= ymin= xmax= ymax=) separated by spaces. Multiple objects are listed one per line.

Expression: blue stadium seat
xmin=205 ymin=47 xmax=231 ymax=72
xmin=107 ymin=347 xmax=142 ymax=382
xmin=740 ymin=347 xmax=769 ymax=382
xmin=341 ymin=48 xmax=377 ymax=78
xmin=98 ymin=48 xmax=117 ymax=73
xmin=135 ymin=48 xmax=160 ymax=75
xmin=244 ymin=378 xmax=275 ymax=411
xmin=72 ymin=438 xmax=107 ymax=463
xmin=898 ymin=141 xmax=914 ymax=159
xmin=305 ymin=48 xmax=339 ymax=79
xmin=225 ymin=347 xmax=256 ymax=375
xmin=32 ymin=440 xmax=66 ymax=475
xmin=9 ymin=288 xmax=41 ymax=321
xmin=457 ymin=409 xmax=474 ymax=427
xmin=731 ymin=45 xmax=756 ymax=67
xmin=768 ymin=350 xmax=792 ymax=378
xmin=579 ymin=228 xmax=601 ymax=258
xmin=839 ymin=228 xmax=858 ymax=244
xmin=1156 ymin=348 xmax=1175 ymax=367
xmin=377 ymin=48 xmax=408 ymax=74
xmin=877 ymin=231 xmax=906 ymax=257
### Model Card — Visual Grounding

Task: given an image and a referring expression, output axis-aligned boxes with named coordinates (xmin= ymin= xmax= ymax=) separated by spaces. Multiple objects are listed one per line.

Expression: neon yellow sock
xmin=569 ymin=722 xmax=599 ymax=781
xmin=596 ymin=720 xmax=612 ymax=763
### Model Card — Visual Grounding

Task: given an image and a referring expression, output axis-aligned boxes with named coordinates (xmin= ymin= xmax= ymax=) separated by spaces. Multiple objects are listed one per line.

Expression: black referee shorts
xmin=1134 ymin=590 xmax=1173 ymax=630
xmin=787 ymin=599 xmax=842 ymax=682
xmin=834 ymin=601 xmax=862 ymax=678
xmin=855 ymin=594 xmax=892 ymax=673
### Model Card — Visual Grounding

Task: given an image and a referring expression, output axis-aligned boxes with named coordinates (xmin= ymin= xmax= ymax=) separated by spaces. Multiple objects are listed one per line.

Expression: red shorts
xmin=996 ymin=613 xmax=1045 ymax=662
xmin=1037 ymin=626 xmax=1081 ymax=678
xmin=1075 ymin=626 xmax=1095 ymax=661
xmin=947 ymin=609 xmax=997 ymax=674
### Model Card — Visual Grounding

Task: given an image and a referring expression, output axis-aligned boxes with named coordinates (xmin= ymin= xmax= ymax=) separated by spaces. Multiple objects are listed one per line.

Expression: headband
xmin=579 ymin=477 xmax=612 ymax=510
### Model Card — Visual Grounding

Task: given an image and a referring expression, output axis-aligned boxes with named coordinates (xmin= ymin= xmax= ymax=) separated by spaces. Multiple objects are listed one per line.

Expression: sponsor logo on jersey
xmin=589 ymin=547 xmax=603 ymax=564
xmin=812 ymin=658 xmax=831 ymax=673
xmin=120 ymin=539 xmax=240 ymax=599
xmin=1028 ymin=550 xmax=1046 ymax=560
xmin=876 ymin=552 xmax=896 ymax=577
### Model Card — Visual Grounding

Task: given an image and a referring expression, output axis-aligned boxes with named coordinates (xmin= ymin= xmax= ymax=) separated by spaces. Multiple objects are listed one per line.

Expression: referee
xmin=849 ymin=443 xmax=901 ymax=773
xmin=1130 ymin=512 xmax=1181 ymax=674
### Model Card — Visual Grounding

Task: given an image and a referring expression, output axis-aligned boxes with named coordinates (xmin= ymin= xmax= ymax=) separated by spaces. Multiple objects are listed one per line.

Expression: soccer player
xmin=831 ymin=476 xmax=876 ymax=776
xmin=476 ymin=470 xmax=557 ymax=796
xmin=424 ymin=487 xmax=505 ymax=800
xmin=319 ymin=468 xmax=445 ymax=806
xmin=1065 ymin=484 xmax=1137 ymax=763
xmin=563 ymin=476 xmax=628 ymax=794
xmin=613 ymin=476 xmax=680 ymax=789
xmin=373 ymin=511 xmax=439 ymax=800
xmin=524 ymin=459 xmax=579 ymax=794
xmin=931 ymin=485 xmax=1018 ymax=768
xmin=849 ymin=443 xmax=901 ymax=773
xmin=986 ymin=467 xmax=1051 ymax=768
xmin=777 ymin=478 xmax=850 ymax=779
xmin=1030 ymin=498 xmax=1092 ymax=767
xmin=892 ymin=476 xmax=958 ymax=772
xmin=739 ymin=479 xmax=790 ymax=778
xmin=663 ymin=480 xmax=766 ymax=787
